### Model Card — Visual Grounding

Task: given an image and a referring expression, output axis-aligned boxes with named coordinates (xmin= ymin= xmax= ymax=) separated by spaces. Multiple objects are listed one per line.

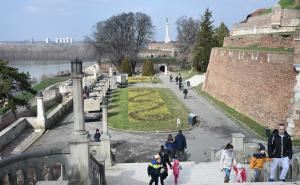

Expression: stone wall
xmin=223 ymin=33 xmax=294 ymax=48
xmin=203 ymin=48 xmax=296 ymax=129
xmin=0 ymin=118 xmax=29 ymax=151
xmin=232 ymin=9 xmax=300 ymax=36
xmin=0 ymin=89 xmax=62 ymax=132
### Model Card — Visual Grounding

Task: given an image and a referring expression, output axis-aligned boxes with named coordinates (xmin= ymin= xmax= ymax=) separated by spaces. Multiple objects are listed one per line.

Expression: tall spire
xmin=164 ymin=18 xmax=171 ymax=43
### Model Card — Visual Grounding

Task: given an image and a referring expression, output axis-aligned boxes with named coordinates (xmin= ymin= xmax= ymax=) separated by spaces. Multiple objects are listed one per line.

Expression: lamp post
xmin=69 ymin=58 xmax=90 ymax=182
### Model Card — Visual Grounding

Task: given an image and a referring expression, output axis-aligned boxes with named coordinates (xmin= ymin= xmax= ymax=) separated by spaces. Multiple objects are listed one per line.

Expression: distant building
xmin=45 ymin=38 xmax=50 ymax=44
xmin=140 ymin=18 xmax=178 ymax=57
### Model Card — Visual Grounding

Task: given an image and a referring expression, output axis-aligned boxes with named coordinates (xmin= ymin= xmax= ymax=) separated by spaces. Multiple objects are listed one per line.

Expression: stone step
xmin=1 ymin=128 xmax=44 ymax=158
xmin=106 ymin=162 xmax=300 ymax=185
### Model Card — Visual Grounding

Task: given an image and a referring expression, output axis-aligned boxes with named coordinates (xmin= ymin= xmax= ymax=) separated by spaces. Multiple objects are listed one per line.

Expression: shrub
xmin=120 ymin=58 xmax=132 ymax=76
xmin=142 ymin=60 xmax=154 ymax=76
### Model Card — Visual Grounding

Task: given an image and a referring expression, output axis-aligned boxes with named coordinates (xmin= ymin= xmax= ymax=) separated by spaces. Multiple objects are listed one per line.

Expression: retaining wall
xmin=203 ymin=48 xmax=296 ymax=129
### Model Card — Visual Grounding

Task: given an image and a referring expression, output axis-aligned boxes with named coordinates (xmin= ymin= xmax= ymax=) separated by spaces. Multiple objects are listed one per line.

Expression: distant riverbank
xmin=0 ymin=43 xmax=96 ymax=60
xmin=8 ymin=60 xmax=96 ymax=83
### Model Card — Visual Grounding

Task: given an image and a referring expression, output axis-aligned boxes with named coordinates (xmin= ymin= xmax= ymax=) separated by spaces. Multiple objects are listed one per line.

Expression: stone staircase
xmin=105 ymin=161 xmax=300 ymax=185
xmin=0 ymin=128 xmax=44 ymax=157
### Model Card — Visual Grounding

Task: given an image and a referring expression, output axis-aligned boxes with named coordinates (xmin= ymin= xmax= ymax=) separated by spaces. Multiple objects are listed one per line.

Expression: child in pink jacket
xmin=173 ymin=159 xmax=182 ymax=185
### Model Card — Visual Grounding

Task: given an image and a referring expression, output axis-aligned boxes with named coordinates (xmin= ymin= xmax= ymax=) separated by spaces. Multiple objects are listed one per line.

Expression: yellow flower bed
xmin=128 ymin=76 xmax=153 ymax=83
xmin=128 ymin=88 xmax=171 ymax=122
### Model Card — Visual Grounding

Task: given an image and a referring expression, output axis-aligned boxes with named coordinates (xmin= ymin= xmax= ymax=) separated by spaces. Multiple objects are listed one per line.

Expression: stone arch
xmin=159 ymin=65 xmax=165 ymax=72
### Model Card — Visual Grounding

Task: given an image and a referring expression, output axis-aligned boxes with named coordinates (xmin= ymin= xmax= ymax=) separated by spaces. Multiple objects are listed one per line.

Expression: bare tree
xmin=86 ymin=12 xmax=154 ymax=72
xmin=176 ymin=16 xmax=200 ymax=68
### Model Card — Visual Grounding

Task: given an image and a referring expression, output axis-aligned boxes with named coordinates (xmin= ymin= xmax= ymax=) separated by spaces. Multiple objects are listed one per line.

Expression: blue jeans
xmin=254 ymin=169 xmax=262 ymax=182
xmin=224 ymin=168 xmax=231 ymax=180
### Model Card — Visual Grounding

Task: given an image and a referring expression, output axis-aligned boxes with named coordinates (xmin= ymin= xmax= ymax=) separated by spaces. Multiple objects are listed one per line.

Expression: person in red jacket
xmin=233 ymin=163 xmax=247 ymax=183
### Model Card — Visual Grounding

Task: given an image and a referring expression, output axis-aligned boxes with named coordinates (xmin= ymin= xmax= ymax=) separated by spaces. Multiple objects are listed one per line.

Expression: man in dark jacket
xmin=268 ymin=123 xmax=293 ymax=182
xmin=175 ymin=130 xmax=187 ymax=161
xmin=159 ymin=146 xmax=172 ymax=185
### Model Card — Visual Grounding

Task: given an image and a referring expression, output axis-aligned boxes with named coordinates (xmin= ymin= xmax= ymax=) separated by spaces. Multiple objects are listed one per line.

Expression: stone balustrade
xmin=0 ymin=149 xmax=71 ymax=185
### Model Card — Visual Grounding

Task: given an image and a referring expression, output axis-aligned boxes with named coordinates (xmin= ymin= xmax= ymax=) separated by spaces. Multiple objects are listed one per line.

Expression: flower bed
xmin=108 ymin=88 xmax=191 ymax=131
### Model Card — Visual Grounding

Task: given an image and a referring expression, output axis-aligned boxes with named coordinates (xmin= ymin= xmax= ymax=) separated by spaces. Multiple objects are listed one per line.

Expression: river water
xmin=8 ymin=60 xmax=96 ymax=83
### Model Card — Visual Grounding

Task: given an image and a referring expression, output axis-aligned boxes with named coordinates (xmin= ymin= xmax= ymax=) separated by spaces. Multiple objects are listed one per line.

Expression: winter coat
xmin=159 ymin=151 xmax=172 ymax=169
xmin=148 ymin=161 xmax=162 ymax=177
xmin=220 ymin=149 xmax=237 ymax=170
xmin=268 ymin=129 xmax=293 ymax=159
xmin=183 ymin=89 xmax=188 ymax=94
xmin=173 ymin=159 xmax=181 ymax=176
xmin=175 ymin=133 xmax=187 ymax=151
xmin=165 ymin=141 xmax=175 ymax=151
xmin=250 ymin=153 xmax=271 ymax=169
xmin=233 ymin=166 xmax=247 ymax=183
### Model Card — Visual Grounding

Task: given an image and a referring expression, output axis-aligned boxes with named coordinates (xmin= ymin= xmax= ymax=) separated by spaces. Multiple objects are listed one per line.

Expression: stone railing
xmin=0 ymin=149 xmax=71 ymax=185
xmin=90 ymin=154 xmax=106 ymax=185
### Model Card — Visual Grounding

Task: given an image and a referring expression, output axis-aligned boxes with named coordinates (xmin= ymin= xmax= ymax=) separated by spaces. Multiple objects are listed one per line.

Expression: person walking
xmin=172 ymin=158 xmax=182 ymax=185
xmin=175 ymin=130 xmax=187 ymax=161
xmin=175 ymin=76 xmax=179 ymax=85
xmin=148 ymin=155 xmax=162 ymax=185
xmin=178 ymin=77 xmax=183 ymax=90
xmin=220 ymin=143 xmax=237 ymax=183
xmin=93 ymin=128 xmax=101 ymax=142
xmin=170 ymin=74 xmax=173 ymax=83
xmin=165 ymin=134 xmax=175 ymax=159
xmin=233 ymin=163 xmax=247 ymax=183
xmin=159 ymin=146 xmax=172 ymax=185
xmin=183 ymin=88 xmax=188 ymax=99
xmin=249 ymin=143 xmax=271 ymax=182
xmin=187 ymin=81 xmax=191 ymax=89
xmin=268 ymin=123 xmax=293 ymax=182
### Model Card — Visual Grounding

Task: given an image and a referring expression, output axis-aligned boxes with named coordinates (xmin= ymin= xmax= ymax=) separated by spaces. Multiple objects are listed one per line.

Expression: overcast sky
xmin=0 ymin=0 xmax=278 ymax=42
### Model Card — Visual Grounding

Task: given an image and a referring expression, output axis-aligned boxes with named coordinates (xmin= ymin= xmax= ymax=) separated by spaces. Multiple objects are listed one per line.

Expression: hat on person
xmin=96 ymin=128 xmax=99 ymax=132
xmin=151 ymin=159 xmax=156 ymax=165
xmin=236 ymin=163 xmax=242 ymax=169
xmin=258 ymin=143 xmax=265 ymax=151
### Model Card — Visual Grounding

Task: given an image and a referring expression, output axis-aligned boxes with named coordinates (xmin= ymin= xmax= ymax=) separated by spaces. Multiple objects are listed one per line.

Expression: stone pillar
xmin=36 ymin=91 xmax=46 ymax=130
xmin=93 ymin=65 xmax=97 ymax=79
xmin=232 ymin=133 xmax=245 ymax=163
xmin=101 ymin=96 xmax=112 ymax=167
xmin=165 ymin=65 xmax=168 ymax=75
xmin=69 ymin=58 xmax=90 ymax=182
xmin=109 ymin=67 xmax=112 ymax=77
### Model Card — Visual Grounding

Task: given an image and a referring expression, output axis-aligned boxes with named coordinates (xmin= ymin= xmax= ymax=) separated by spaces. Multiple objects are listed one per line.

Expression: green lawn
xmin=108 ymin=88 xmax=192 ymax=131
xmin=16 ymin=76 xmax=70 ymax=101
xmin=279 ymin=0 xmax=300 ymax=9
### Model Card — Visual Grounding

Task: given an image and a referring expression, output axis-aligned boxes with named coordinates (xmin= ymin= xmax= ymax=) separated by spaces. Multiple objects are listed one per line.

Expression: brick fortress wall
xmin=203 ymin=48 xmax=296 ymax=130
xmin=223 ymin=33 xmax=294 ymax=48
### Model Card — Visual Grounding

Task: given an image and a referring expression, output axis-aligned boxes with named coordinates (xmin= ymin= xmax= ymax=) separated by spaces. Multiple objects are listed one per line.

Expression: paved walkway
xmin=159 ymin=74 xmax=260 ymax=162
xmin=27 ymin=74 xmax=261 ymax=163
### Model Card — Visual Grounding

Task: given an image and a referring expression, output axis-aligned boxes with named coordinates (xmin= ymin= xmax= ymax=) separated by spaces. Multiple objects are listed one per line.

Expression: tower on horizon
xmin=164 ymin=18 xmax=171 ymax=43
